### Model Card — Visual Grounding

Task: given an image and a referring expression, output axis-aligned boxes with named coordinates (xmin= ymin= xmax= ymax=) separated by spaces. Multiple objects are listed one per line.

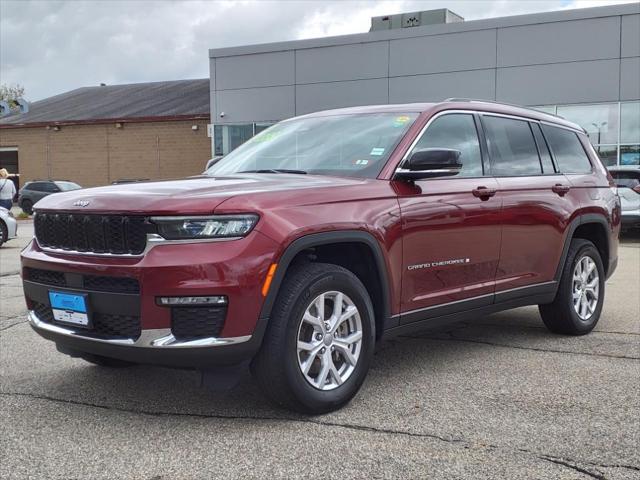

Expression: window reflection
xmin=620 ymin=145 xmax=640 ymax=166
xmin=557 ymin=104 xmax=619 ymax=145
xmin=621 ymin=102 xmax=640 ymax=145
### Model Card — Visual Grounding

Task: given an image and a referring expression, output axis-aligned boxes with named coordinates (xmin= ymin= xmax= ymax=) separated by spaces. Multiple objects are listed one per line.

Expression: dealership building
xmin=0 ymin=80 xmax=211 ymax=188
xmin=209 ymin=2 xmax=639 ymax=167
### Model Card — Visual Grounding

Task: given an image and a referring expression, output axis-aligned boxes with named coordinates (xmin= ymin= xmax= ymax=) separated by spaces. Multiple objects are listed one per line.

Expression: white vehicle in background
xmin=0 ymin=206 xmax=18 ymax=247
xmin=609 ymin=167 xmax=640 ymax=231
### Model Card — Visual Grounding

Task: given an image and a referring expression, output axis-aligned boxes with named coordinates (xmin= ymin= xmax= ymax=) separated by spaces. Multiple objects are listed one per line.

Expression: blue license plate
xmin=48 ymin=291 xmax=90 ymax=327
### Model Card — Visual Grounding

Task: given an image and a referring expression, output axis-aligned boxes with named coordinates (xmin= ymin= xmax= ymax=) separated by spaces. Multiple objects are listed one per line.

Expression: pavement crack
xmin=0 ymin=320 xmax=25 ymax=332
xmin=537 ymin=455 xmax=606 ymax=479
xmin=3 ymin=389 xmax=638 ymax=476
xmin=400 ymin=335 xmax=640 ymax=361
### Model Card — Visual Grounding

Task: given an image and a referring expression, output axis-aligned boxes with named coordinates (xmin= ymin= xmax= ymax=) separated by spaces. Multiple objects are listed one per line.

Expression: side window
xmin=411 ymin=113 xmax=484 ymax=177
xmin=541 ymin=125 xmax=592 ymax=174
xmin=531 ymin=123 xmax=556 ymax=174
xmin=482 ymin=116 xmax=542 ymax=176
xmin=29 ymin=182 xmax=45 ymax=191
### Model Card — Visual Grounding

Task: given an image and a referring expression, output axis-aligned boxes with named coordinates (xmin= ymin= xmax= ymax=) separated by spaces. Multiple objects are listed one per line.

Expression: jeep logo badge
xmin=73 ymin=200 xmax=90 ymax=207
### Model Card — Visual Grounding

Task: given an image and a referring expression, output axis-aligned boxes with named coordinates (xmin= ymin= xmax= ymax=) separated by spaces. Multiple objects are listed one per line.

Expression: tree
xmin=0 ymin=83 xmax=26 ymax=109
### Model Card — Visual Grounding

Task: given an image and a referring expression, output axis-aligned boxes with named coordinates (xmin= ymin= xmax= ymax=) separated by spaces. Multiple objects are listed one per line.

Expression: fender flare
xmin=258 ymin=230 xmax=393 ymax=331
xmin=554 ymin=213 xmax=611 ymax=281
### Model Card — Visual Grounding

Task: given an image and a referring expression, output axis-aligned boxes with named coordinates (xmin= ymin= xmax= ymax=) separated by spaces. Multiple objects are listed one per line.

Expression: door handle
xmin=472 ymin=186 xmax=497 ymax=200
xmin=552 ymin=183 xmax=571 ymax=196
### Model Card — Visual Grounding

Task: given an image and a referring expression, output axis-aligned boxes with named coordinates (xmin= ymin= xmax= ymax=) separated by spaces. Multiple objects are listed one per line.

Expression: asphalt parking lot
xmin=1 ymin=222 xmax=639 ymax=479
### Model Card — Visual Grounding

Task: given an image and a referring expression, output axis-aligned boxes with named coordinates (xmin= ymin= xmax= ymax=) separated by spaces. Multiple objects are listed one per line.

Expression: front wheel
xmin=21 ymin=200 xmax=33 ymax=215
xmin=0 ymin=221 xmax=7 ymax=247
xmin=539 ymin=239 xmax=605 ymax=335
xmin=251 ymin=263 xmax=375 ymax=414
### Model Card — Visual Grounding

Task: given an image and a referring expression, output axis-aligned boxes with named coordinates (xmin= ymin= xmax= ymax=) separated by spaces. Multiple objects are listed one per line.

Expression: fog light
xmin=157 ymin=296 xmax=227 ymax=306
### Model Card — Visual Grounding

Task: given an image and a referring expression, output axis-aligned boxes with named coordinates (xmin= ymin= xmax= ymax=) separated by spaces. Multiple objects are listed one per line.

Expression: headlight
xmin=151 ymin=214 xmax=258 ymax=240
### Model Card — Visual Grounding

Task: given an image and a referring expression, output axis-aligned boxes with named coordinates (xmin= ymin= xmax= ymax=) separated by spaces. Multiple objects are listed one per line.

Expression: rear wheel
xmin=21 ymin=199 xmax=33 ymax=215
xmin=539 ymin=239 xmax=604 ymax=335
xmin=251 ymin=262 xmax=375 ymax=414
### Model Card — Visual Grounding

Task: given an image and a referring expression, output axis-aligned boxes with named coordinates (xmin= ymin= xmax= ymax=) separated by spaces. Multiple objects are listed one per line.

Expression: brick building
xmin=0 ymin=79 xmax=211 ymax=188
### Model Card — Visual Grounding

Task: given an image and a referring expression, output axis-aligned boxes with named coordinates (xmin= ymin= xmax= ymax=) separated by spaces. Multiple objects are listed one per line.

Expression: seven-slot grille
xmin=34 ymin=213 xmax=148 ymax=255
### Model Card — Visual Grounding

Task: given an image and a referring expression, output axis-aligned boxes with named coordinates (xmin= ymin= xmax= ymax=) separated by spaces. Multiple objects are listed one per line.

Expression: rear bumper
xmin=29 ymin=309 xmax=266 ymax=368
xmin=620 ymin=210 xmax=640 ymax=227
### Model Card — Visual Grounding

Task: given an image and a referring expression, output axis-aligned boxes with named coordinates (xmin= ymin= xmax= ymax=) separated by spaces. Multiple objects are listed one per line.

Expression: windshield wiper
xmin=238 ymin=169 xmax=307 ymax=175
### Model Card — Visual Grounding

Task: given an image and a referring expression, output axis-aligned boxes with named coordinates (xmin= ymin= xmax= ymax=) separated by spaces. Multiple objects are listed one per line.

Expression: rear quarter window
xmin=542 ymin=125 xmax=592 ymax=174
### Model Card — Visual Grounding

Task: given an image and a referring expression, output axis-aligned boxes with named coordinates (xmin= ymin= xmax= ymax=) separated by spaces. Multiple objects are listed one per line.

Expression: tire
xmin=251 ymin=262 xmax=375 ymax=414
xmin=80 ymin=354 xmax=136 ymax=368
xmin=539 ymin=239 xmax=605 ymax=335
xmin=21 ymin=199 xmax=33 ymax=215
xmin=0 ymin=221 xmax=6 ymax=247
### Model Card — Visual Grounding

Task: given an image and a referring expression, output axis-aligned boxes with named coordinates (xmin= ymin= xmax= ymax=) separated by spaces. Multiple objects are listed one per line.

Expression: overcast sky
xmin=0 ymin=0 xmax=634 ymax=101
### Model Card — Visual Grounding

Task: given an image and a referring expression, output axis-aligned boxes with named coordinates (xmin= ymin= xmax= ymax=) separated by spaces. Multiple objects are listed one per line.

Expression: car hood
xmin=32 ymin=174 xmax=374 ymax=215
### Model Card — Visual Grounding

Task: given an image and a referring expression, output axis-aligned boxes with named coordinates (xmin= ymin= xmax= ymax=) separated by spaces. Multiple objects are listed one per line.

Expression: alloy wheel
xmin=572 ymin=255 xmax=599 ymax=321
xmin=296 ymin=290 xmax=363 ymax=391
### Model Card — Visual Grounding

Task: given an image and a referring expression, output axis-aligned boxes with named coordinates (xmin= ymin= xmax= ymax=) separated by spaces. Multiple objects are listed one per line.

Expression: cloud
xmin=0 ymin=0 xmax=635 ymax=101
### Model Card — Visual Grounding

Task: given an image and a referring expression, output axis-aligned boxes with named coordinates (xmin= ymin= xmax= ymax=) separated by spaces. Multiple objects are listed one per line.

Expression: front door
xmin=396 ymin=112 xmax=502 ymax=323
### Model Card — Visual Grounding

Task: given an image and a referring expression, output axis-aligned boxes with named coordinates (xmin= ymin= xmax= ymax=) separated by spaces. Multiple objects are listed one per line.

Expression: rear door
xmin=396 ymin=112 xmax=502 ymax=322
xmin=481 ymin=115 xmax=576 ymax=296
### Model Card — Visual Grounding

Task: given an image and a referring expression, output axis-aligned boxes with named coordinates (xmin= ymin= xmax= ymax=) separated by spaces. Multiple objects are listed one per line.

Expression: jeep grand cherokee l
xmin=21 ymin=100 xmax=620 ymax=413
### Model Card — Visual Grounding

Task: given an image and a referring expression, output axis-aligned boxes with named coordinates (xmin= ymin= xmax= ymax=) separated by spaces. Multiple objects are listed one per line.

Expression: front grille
xmin=171 ymin=306 xmax=226 ymax=340
xmin=25 ymin=268 xmax=140 ymax=294
xmin=32 ymin=301 xmax=141 ymax=339
xmin=35 ymin=213 xmax=148 ymax=255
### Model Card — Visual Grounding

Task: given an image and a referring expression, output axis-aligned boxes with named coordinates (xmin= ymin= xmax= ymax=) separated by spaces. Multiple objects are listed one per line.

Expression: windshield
xmin=55 ymin=181 xmax=82 ymax=191
xmin=207 ymin=113 xmax=418 ymax=178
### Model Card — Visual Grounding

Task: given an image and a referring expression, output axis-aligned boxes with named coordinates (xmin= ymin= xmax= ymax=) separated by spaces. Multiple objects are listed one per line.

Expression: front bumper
xmin=21 ymin=230 xmax=280 ymax=367
xmin=28 ymin=310 xmax=265 ymax=367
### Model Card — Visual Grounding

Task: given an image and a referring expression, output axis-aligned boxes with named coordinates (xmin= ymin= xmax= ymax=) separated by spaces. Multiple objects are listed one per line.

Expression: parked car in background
xmin=609 ymin=167 xmax=640 ymax=231
xmin=18 ymin=180 xmax=82 ymax=214
xmin=21 ymin=101 xmax=620 ymax=413
xmin=0 ymin=206 xmax=18 ymax=247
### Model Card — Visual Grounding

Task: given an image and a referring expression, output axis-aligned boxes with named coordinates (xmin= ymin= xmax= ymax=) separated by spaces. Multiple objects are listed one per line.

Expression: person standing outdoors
xmin=0 ymin=169 xmax=17 ymax=211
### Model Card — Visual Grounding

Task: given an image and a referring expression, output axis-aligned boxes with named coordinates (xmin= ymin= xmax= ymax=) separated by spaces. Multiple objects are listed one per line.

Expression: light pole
xmin=591 ymin=121 xmax=607 ymax=145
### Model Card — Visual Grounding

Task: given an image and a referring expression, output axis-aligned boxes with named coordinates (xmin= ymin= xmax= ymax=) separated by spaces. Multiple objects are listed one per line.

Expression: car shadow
xmin=15 ymin=306 xmax=614 ymax=418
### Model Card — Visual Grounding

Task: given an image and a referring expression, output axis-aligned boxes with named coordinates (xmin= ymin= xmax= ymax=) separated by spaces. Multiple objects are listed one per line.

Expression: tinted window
xmin=40 ymin=182 xmax=59 ymax=192
xmin=55 ymin=181 xmax=81 ymax=191
xmin=28 ymin=182 xmax=47 ymax=192
xmin=482 ymin=116 xmax=542 ymax=176
xmin=411 ymin=114 xmax=483 ymax=177
xmin=542 ymin=125 xmax=592 ymax=173
xmin=531 ymin=123 xmax=556 ymax=174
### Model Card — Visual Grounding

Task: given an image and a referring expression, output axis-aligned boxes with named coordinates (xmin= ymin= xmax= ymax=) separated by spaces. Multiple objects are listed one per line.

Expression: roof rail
xmin=443 ymin=98 xmax=566 ymax=120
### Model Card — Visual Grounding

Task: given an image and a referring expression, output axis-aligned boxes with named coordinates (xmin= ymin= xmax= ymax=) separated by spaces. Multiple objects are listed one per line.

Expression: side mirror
xmin=205 ymin=156 xmax=224 ymax=171
xmin=395 ymin=148 xmax=462 ymax=181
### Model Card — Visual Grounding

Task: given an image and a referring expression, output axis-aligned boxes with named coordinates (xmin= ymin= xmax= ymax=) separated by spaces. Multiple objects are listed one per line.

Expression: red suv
xmin=22 ymin=100 xmax=620 ymax=413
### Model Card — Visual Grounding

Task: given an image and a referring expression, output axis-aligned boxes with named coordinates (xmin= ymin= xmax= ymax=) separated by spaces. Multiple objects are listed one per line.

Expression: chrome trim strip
xmin=28 ymin=310 xmax=251 ymax=348
xmin=36 ymin=233 xmax=241 ymax=258
xmin=392 ymin=281 xmax=558 ymax=318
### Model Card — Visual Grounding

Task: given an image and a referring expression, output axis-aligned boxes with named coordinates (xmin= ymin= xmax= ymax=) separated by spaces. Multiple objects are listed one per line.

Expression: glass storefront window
xmin=214 ymin=123 xmax=275 ymax=156
xmin=620 ymin=145 xmax=640 ymax=166
xmin=557 ymin=103 xmax=619 ymax=145
xmin=532 ymin=105 xmax=557 ymax=115
xmin=595 ymin=145 xmax=618 ymax=167
xmin=621 ymin=102 xmax=640 ymax=145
